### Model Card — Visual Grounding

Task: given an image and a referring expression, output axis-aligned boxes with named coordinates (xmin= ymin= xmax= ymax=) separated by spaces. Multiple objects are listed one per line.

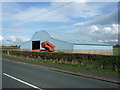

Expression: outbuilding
xmin=20 ymin=30 xmax=113 ymax=55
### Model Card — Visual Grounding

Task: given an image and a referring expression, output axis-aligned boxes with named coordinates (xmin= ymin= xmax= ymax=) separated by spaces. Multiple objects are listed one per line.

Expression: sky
xmin=1 ymin=1 xmax=119 ymax=46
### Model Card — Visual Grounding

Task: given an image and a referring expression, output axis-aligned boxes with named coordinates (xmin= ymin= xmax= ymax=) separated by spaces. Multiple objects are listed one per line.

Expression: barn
xmin=20 ymin=30 xmax=113 ymax=55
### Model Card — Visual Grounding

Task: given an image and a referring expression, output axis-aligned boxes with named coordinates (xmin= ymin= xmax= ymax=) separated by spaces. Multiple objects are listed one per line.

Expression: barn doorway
xmin=32 ymin=41 xmax=40 ymax=50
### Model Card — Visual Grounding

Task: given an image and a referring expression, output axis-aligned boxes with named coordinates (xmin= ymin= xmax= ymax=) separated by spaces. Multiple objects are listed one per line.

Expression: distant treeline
xmin=0 ymin=45 xmax=20 ymax=49
xmin=113 ymin=44 xmax=120 ymax=48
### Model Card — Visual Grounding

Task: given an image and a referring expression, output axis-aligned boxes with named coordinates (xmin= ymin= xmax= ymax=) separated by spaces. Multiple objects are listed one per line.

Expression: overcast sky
xmin=1 ymin=1 xmax=119 ymax=46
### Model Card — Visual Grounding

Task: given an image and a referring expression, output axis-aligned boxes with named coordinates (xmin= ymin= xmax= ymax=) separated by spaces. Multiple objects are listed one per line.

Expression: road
xmin=2 ymin=58 xmax=119 ymax=89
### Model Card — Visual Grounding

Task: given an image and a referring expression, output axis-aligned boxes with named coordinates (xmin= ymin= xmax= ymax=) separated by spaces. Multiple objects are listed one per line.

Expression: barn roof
xmin=33 ymin=30 xmax=112 ymax=46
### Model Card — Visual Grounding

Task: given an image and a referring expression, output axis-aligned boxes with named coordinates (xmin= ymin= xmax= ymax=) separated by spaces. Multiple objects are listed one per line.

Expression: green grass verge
xmin=0 ymin=46 xmax=19 ymax=48
xmin=0 ymin=49 xmax=20 ymax=51
xmin=2 ymin=54 xmax=119 ymax=75
xmin=0 ymin=46 xmax=20 ymax=51
xmin=56 ymin=62 xmax=119 ymax=74
xmin=113 ymin=48 xmax=120 ymax=55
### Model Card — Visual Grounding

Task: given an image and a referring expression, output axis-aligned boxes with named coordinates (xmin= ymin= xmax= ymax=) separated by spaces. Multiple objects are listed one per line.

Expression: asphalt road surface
xmin=2 ymin=59 xmax=119 ymax=89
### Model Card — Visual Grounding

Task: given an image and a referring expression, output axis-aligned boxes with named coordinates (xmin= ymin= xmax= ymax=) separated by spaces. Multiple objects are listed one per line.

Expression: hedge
xmin=2 ymin=51 xmax=120 ymax=71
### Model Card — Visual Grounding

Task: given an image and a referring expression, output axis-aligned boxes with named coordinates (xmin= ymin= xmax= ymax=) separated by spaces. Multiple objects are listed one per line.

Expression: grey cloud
xmin=74 ymin=7 xmax=118 ymax=26
xmin=74 ymin=24 xmax=118 ymax=45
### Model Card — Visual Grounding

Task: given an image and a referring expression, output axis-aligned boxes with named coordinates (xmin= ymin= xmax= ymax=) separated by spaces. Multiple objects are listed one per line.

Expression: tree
xmin=113 ymin=44 xmax=120 ymax=48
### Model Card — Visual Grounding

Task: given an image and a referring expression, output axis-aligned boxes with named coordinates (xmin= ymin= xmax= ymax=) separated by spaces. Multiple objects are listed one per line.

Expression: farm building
xmin=20 ymin=30 xmax=113 ymax=55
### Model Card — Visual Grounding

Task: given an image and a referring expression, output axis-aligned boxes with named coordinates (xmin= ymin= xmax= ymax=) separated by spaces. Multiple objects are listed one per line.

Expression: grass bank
xmin=113 ymin=48 xmax=120 ymax=55
xmin=0 ymin=46 xmax=20 ymax=51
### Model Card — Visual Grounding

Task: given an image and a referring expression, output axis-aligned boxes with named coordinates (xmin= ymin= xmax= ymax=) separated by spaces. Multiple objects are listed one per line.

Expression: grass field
xmin=113 ymin=48 xmax=120 ymax=55
xmin=0 ymin=49 xmax=20 ymax=51
xmin=0 ymin=46 xmax=20 ymax=51
xmin=0 ymin=46 xmax=19 ymax=48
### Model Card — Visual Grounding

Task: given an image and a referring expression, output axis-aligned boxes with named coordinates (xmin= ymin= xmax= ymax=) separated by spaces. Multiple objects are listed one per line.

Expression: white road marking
xmin=3 ymin=73 xmax=41 ymax=90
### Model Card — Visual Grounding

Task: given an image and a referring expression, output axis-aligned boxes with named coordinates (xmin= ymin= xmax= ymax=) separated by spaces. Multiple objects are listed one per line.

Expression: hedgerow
xmin=2 ymin=50 xmax=120 ymax=71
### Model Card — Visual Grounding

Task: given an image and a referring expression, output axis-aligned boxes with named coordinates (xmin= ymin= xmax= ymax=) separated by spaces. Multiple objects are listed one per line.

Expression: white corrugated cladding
xmin=20 ymin=41 xmax=32 ymax=49
xmin=20 ymin=30 xmax=73 ymax=50
xmin=20 ymin=30 xmax=113 ymax=52
xmin=73 ymin=45 xmax=113 ymax=50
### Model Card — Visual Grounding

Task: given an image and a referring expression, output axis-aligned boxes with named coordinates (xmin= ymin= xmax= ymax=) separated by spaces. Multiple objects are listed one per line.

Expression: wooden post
xmin=7 ymin=51 xmax=9 ymax=55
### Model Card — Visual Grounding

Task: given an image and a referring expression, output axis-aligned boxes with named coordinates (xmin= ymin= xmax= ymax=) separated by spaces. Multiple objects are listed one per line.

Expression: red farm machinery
xmin=32 ymin=41 xmax=56 ymax=52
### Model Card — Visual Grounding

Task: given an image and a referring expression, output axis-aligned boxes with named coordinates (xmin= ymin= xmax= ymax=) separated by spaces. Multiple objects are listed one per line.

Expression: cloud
xmin=74 ymin=7 xmax=118 ymax=27
xmin=2 ymin=2 xmax=118 ymax=45
xmin=74 ymin=24 xmax=118 ymax=45
xmin=3 ymin=2 xmax=70 ymax=26
xmin=72 ymin=6 xmax=118 ymax=45
xmin=1 ymin=0 xmax=119 ymax=2
xmin=14 ymin=8 xmax=70 ymax=23
xmin=97 ymin=39 xmax=119 ymax=45
xmin=50 ymin=2 xmax=103 ymax=18
xmin=58 ymin=25 xmax=68 ymax=29
xmin=0 ymin=3 xmax=2 ymax=22
xmin=2 ymin=2 xmax=22 ymax=22
xmin=3 ymin=2 xmax=112 ymax=27
xmin=2 ymin=36 xmax=30 ymax=45
xmin=9 ymin=36 xmax=29 ymax=42
xmin=89 ymin=24 xmax=118 ymax=41
xmin=0 ymin=36 xmax=4 ymax=45
xmin=90 ymin=24 xmax=118 ymax=35
xmin=0 ymin=36 xmax=4 ymax=41
xmin=97 ymin=39 xmax=118 ymax=43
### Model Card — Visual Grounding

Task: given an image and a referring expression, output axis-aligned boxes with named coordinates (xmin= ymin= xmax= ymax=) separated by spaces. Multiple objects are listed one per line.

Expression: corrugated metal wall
xmin=20 ymin=30 xmax=113 ymax=55
xmin=20 ymin=41 xmax=32 ymax=50
xmin=73 ymin=45 xmax=113 ymax=50
xmin=73 ymin=45 xmax=113 ymax=55
xmin=20 ymin=30 xmax=73 ymax=50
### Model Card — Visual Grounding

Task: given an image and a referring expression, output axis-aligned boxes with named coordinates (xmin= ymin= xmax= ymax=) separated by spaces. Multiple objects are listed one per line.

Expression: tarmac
xmin=2 ymin=55 xmax=120 ymax=84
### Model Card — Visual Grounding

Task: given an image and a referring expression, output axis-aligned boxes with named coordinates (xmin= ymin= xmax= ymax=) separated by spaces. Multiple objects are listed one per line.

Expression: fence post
xmin=7 ymin=51 xmax=9 ymax=55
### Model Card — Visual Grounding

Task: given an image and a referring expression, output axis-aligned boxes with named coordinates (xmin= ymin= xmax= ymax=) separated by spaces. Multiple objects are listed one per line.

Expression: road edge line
xmin=3 ymin=73 xmax=41 ymax=90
